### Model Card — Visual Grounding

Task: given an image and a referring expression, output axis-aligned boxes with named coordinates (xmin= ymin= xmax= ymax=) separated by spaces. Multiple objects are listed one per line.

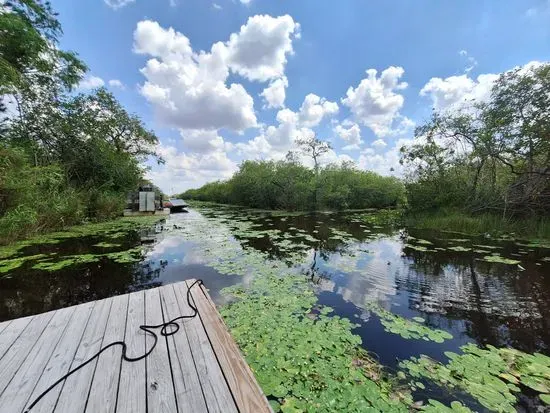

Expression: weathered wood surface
xmin=0 ymin=280 xmax=271 ymax=413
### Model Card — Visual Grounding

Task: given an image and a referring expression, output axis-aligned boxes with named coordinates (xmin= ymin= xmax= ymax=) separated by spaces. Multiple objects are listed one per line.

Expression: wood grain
xmin=187 ymin=280 xmax=272 ymax=413
xmin=173 ymin=282 xmax=237 ymax=413
xmin=0 ymin=306 xmax=74 ymax=413
xmin=85 ymin=294 xmax=129 ymax=413
xmin=0 ymin=316 xmax=33 ymax=362
xmin=160 ymin=283 xmax=209 ymax=413
xmin=24 ymin=301 xmax=94 ymax=413
xmin=144 ymin=288 xmax=177 ymax=413
xmin=54 ymin=297 xmax=112 ymax=413
xmin=116 ymin=290 xmax=146 ymax=413
xmin=0 ymin=311 xmax=55 ymax=398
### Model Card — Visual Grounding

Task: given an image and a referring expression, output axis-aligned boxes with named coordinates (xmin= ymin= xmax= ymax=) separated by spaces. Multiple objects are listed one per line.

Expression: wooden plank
xmin=0 ymin=311 xmax=55 ymax=398
xmin=54 ymin=297 xmax=112 ymax=413
xmin=23 ymin=301 xmax=95 ymax=413
xmin=160 ymin=284 xmax=210 ymax=412
xmin=0 ymin=316 xmax=33 ymax=362
xmin=116 ymin=290 xmax=146 ymax=413
xmin=187 ymin=280 xmax=272 ymax=413
xmin=144 ymin=287 xmax=177 ymax=413
xmin=0 ymin=306 xmax=75 ymax=413
xmin=0 ymin=319 xmax=11 ymax=336
xmin=85 ymin=294 xmax=129 ymax=413
xmin=171 ymin=282 xmax=236 ymax=413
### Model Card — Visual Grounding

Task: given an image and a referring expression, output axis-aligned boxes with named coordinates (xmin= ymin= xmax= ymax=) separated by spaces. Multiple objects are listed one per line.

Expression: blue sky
xmin=52 ymin=0 xmax=550 ymax=193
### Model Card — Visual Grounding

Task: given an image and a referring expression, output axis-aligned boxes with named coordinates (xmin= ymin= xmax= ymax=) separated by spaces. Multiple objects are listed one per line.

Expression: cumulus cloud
xmin=212 ymin=3 xmax=222 ymax=10
xmin=298 ymin=94 xmax=339 ymax=127
xmin=237 ymin=92 xmax=338 ymax=159
xmin=108 ymin=79 xmax=125 ymax=89
xmin=147 ymin=143 xmax=237 ymax=193
xmin=79 ymin=75 xmax=105 ymax=90
xmin=371 ymin=139 xmax=387 ymax=149
xmin=458 ymin=49 xmax=478 ymax=73
xmin=260 ymin=76 xmax=288 ymax=108
xmin=334 ymin=122 xmax=362 ymax=150
xmin=420 ymin=73 xmax=498 ymax=111
xmin=342 ymin=66 xmax=408 ymax=137
xmin=420 ymin=61 xmax=543 ymax=112
xmin=225 ymin=15 xmax=300 ymax=82
xmin=134 ymin=20 xmax=257 ymax=132
xmin=358 ymin=138 xmax=413 ymax=176
xmin=180 ymin=129 xmax=232 ymax=154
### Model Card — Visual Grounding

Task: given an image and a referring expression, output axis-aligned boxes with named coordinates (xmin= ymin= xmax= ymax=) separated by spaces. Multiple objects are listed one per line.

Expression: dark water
xmin=1 ymin=205 xmax=549 ymax=411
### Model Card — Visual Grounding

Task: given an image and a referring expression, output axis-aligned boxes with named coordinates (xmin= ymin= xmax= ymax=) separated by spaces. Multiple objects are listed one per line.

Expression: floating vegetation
xmin=480 ymin=255 xmax=521 ymax=265
xmin=447 ymin=246 xmax=471 ymax=252
xmin=93 ymin=242 xmax=122 ymax=248
xmin=32 ymin=254 xmax=102 ymax=271
xmin=367 ymin=304 xmax=453 ymax=343
xmin=0 ymin=254 xmax=50 ymax=274
xmin=415 ymin=239 xmax=433 ymax=245
xmin=420 ymin=400 xmax=473 ymax=412
xmin=404 ymin=244 xmax=431 ymax=252
xmin=221 ymin=275 xmax=412 ymax=412
xmin=400 ymin=344 xmax=550 ymax=412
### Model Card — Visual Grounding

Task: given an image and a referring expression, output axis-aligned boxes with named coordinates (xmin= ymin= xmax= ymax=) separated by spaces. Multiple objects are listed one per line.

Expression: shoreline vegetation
xmin=0 ymin=1 xmax=161 ymax=245
xmin=183 ymin=63 xmax=550 ymax=244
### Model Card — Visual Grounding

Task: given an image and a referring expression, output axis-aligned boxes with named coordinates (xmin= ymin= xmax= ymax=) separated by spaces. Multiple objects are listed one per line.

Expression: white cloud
xmin=108 ymin=79 xmax=125 ymax=89
xmin=79 ymin=75 xmax=105 ymax=90
xmin=371 ymin=139 xmax=387 ymax=149
xmin=334 ymin=122 xmax=362 ymax=150
xmin=358 ymin=138 xmax=413 ymax=176
xmin=104 ymin=0 xmax=135 ymax=9
xmin=180 ymin=129 xmax=233 ymax=154
xmin=298 ymin=93 xmax=338 ymax=127
xmin=147 ymin=143 xmax=237 ymax=193
xmin=420 ymin=73 xmax=499 ymax=111
xmin=342 ymin=66 xmax=408 ymax=137
xmin=225 ymin=15 xmax=300 ymax=82
xmin=134 ymin=20 xmax=257 ymax=132
xmin=260 ymin=76 xmax=288 ymax=108
xmin=458 ymin=49 xmax=478 ymax=73
xmin=420 ymin=61 xmax=543 ymax=112
xmin=240 ymin=0 xmax=253 ymax=4
xmin=212 ymin=3 xmax=222 ymax=10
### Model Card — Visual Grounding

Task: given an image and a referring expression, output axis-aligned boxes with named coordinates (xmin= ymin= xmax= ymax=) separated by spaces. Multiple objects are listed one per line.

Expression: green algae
xmin=480 ymin=255 xmax=521 ymax=265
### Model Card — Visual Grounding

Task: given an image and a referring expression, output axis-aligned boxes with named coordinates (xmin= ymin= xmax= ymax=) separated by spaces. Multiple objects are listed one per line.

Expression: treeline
xmin=400 ymin=63 xmax=550 ymax=237
xmin=401 ymin=64 xmax=550 ymax=215
xmin=0 ymin=0 xmax=159 ymax=242
xmin=182 ymin=160 xmax=405 ymax=211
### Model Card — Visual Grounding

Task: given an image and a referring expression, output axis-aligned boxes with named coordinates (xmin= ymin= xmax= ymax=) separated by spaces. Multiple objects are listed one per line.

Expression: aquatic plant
xmin=420 ymin=400 xmax=473 ymax=412
xmin=400 ymin=344 xmax=550 ymax=411
xmin=221 ymin=275 xmax=412 ymax=412
xmin=480 ymin=255 xmax=521 ymax=265
xmin=366 ymin=304 xmax=453 ymax=343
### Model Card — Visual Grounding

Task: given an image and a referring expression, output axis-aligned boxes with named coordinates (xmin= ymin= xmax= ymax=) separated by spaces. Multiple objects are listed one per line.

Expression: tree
xmin=401 ymin=63 xmax=550 ymax=215
xmin=296 ymin=136 xmax=332 ymax=174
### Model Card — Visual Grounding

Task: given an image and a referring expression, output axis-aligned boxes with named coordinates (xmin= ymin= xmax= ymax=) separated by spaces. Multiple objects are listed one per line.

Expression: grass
xmin=405 ymin=208 xmax=550 ymax=241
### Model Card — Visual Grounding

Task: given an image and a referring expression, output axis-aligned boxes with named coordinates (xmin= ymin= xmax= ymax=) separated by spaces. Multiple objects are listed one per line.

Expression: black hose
xmin=24 ymin=279 xmax=204 ymax=412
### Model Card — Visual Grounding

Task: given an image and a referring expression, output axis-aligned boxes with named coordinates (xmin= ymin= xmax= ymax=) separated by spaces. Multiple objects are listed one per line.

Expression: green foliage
xmin=421 ymin=400 xmax=473 ymax=412
xmin=405 ymin=209 xmax=550 ymax=241
xmin=182 ymin=160 xmax=405 ymax=211
xmin=402 ymin=63 xmax=550 ymax=220
xmin=400 ymin=344 xmax=550 ymax=412
xmin=366 ymin=304 xmax=453 ymax=343
xmin=221 ymin=275 xmax=411 ymax=412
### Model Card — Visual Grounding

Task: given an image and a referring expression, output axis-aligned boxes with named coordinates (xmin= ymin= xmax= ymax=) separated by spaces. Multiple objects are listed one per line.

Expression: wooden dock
xmin=0 ymin=280 xmax=271 ymax=413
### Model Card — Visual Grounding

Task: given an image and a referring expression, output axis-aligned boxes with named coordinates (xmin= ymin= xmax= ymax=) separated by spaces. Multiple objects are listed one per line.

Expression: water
xmin=1 ymin=205 xmax=549 ymax=411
